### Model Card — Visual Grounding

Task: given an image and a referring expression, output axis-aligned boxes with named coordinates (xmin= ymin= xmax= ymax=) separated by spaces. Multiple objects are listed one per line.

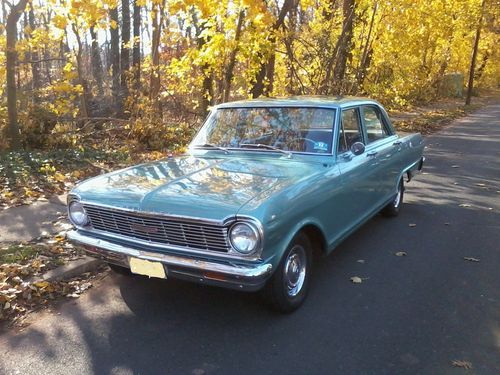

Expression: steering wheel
xmin=287 ymin=137 xmax=317 ymax=152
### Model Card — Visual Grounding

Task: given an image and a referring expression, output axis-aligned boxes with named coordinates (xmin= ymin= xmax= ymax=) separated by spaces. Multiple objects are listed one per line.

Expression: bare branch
xmin=17 ymin=57 xmax=66 ymax=64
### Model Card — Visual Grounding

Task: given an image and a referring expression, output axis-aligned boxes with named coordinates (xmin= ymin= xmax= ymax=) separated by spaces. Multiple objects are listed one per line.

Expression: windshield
xmin=192 ymin=107 xmax=336 ymax=154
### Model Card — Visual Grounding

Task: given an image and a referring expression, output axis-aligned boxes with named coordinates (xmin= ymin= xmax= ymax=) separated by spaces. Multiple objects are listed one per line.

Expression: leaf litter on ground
xmin=451 ymin=360 xmax=472 ymax=370
xmin=0 ymin=232 xmax=100 ymax=325
xmin=350 ymin=276 xmax=369 ymax=284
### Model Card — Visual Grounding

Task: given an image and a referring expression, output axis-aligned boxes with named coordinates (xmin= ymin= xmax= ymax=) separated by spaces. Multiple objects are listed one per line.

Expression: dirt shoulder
xmin=389 ymin=88 xmax=500 ymax=134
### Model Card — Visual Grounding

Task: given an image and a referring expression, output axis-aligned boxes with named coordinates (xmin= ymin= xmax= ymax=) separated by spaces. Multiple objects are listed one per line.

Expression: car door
xmin=333 ymin=107 xmax=379 ymax=239
xmin=360 ymin=105 xmax=400 ymax=206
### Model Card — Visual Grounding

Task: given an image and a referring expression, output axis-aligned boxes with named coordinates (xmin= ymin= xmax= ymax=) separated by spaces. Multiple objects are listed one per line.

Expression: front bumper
xmin=67 ymin=231 xmax=273 ymax=291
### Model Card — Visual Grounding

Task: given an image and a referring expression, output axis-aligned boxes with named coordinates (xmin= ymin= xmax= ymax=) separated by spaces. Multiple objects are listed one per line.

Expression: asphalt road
xmin=1 ymin=104 xmax=499 ymax=375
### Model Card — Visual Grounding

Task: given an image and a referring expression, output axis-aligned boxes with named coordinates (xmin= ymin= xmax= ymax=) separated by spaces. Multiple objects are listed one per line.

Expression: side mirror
xmin=350 ymin=142 xmax=365 ymax=156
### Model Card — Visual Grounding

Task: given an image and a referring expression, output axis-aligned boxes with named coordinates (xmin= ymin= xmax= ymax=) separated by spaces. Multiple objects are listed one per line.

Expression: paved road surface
xmin=1 ymin=105 xmax=499 ymax=374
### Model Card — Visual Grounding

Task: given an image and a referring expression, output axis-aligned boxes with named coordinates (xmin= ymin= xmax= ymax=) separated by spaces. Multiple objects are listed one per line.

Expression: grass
xmin=0 ymin=244 xmax=43 ymax=264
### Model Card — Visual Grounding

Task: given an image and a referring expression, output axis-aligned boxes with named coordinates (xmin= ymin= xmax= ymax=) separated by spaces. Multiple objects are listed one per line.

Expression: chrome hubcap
xmin=393 ymin=185 xmax=402 ymax=207
xmin=284 ymin=245 xmax=307 ymax=297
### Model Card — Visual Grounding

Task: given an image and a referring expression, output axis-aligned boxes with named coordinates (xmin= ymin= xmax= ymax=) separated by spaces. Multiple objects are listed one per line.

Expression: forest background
xmin=0 ymin=0 xmax=498 ymax=206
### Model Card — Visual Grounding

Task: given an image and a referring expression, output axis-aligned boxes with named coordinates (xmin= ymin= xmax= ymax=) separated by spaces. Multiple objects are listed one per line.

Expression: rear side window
xmin=338 ymin=108 xmax=363 ymax=153
xmin=363 ymin=106 xmax=390 ymax=143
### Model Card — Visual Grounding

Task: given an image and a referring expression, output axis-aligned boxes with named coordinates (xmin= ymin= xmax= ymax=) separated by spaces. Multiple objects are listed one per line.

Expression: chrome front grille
xmin=83 ymin=205 xmax=231 ymax=253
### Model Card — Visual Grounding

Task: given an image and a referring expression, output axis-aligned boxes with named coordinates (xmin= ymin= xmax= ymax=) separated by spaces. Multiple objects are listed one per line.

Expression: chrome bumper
xmin=67 ymin=230 xmax=273 ymax=291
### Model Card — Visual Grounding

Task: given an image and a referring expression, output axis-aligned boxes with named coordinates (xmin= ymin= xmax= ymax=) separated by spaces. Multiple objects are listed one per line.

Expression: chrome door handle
xmin=367 ymin=151 xmax=378 ymax=157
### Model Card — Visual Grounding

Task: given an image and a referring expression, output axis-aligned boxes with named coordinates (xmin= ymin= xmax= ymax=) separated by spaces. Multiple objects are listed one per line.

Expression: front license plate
xmin=129 ymin=257 xmax=167 ymax=279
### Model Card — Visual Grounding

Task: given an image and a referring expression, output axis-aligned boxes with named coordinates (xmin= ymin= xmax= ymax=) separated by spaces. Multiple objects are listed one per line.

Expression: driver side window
xmin=338 ymin=108 xmax=362 ymax=154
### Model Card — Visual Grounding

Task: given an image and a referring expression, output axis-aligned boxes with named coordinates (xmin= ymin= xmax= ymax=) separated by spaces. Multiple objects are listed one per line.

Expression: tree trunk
xmin=223 ymin=9 xmax=244 ymax=102
xmin=1 ymin=0 xmax=7 ymax=26
xmin=89 ymin=26 xmax=104 ymax=96
xmin=150 ymin=0 xmax=166 ymax=112
xmin=109 ymin=6 xmax=121 ymax=114
xmin=466 ymin=0 xmax=486 ymax=105
xmin=121 ymin=0 xmax=131 ymax=107
xmin=71 ymin=24 xmax=90 ymax=118
xmin=332 ymin=0 xmax=355 ymax=93
xmin=356 ymin=1 xmax=377 ymax=91
xmin=132 ymin=0 xmax=141 ymax=89
xmin=28 ymin=3 xmax=41 ymax=103
xmin=6 ymin=0 xmax=30 ymax=150
xmin=250 ymin=0 xmax=297 ymax=98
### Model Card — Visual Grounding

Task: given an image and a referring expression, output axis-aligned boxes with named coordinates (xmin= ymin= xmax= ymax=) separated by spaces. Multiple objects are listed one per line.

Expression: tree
xmin=149 ymin=0 xmax=166 ymax=112
xmin=332 ymin=0 xmax=355 ymax=92
xmin=121 ymin=0 xmax=131 ymax=107
xmin=28 ymin=2 xmax=41 ymax=103
xmin=223 ymin=9 xmax=245 ymax=102
xmin=90 ymin=26 xmax=104 ymax=96
xmin=132 ymin=0 xmax=141 ymax=88
xmin=250 ymin=0 xmax=297 ymax=98
xmin=466 ymin=0 xmax=487 ymax=105
xmin=5 ymin=0 xmax=30 ymax=149
xmin=109 ymin=6 xmax=121 ymax=114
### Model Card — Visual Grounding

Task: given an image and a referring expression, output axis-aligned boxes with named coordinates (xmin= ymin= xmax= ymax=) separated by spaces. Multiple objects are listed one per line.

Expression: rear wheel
xmin=264 ymin=232 xmax=312 ymax=313
xmin=382 ymin=178 xmax=404 ymax=217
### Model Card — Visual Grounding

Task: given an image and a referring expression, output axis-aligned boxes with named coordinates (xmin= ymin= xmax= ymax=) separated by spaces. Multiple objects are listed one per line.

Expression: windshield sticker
xmin=314 ymin=142 xmax=328 ymax=151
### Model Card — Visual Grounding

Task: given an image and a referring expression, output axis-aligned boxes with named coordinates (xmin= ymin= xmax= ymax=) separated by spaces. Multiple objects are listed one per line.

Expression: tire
xmin=264 ymin=232 xmax=312 ymax=313
xmin=382 ymin=178 xmax=404 ymax=217
xmin=108 ymin=263 xmax=132 ymax=276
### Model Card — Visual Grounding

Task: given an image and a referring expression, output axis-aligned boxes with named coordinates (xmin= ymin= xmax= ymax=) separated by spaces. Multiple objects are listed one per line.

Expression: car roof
xmin=215 ymin=95 xmax=381 ymax=110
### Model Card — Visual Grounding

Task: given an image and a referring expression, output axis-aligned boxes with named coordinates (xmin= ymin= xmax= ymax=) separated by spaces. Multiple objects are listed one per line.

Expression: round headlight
xmin=69 ymin=201 xmax=89 ymax=226
xmin=229 ymin=222 xmax=260 ymax=254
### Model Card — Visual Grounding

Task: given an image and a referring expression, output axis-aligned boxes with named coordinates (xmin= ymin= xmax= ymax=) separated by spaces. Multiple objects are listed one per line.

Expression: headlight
xmin=229 ymin=222 xmax=260 ymax=254
xmin=68 ymin=201 xmax=89 ymax=226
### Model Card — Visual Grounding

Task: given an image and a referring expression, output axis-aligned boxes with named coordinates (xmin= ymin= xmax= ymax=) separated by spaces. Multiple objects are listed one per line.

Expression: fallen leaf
xmin=356 ymin=259 xmax=365 ymax=264
xmin=459 ymin=204 xmax=471 ymax=208
xmin=53 ymin=172 xmax=66 ymax=182
xmin=444 ymin=222 xmax=450 ymax=225
xmin=395 ymin=251 xmax=407 ymax=257
xmin=463 ymin=257 xmax=480 ymax=262
xmin=350 ymin=276 xmax=363 ymax=284
xmin=408 ymin=223 xmax=417 ymax=227
xmin=34 ymin=281 xmax=50 ymax=289
xmin=451 ymin=360 xmax=472 ymax=369
xmin=474 ymin=183 xmax=486 ymax=187
xmin=451 ymin=165 xmax=460 ymax=168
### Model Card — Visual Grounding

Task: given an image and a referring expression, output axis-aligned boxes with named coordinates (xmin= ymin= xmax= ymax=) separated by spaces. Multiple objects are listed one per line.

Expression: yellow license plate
xmin=129 ymin=257 xmax=167 ymax=279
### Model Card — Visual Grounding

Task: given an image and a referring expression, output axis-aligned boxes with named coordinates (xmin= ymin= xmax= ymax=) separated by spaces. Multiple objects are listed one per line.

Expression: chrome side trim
xmin=67 ymin=230 xmax=272 ymax=278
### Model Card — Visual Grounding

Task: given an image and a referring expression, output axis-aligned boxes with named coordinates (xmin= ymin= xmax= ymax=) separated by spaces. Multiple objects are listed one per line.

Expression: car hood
xmin=72 ymin=155 xmax=322 ymax=221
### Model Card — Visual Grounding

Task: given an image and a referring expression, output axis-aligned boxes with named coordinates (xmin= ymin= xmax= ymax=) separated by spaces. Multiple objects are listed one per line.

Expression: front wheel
xmin=264 ymin=232 xmax=312 ymax=313
xmin=382 ymin=178 xmax=404 ymax=217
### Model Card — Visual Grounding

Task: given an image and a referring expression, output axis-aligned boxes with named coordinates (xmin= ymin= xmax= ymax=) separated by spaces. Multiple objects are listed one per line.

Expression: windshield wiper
xmin=239 ymin=143 xmax=292 ymax=158
xmin=193 ymin=143 xmax=229 ymax=154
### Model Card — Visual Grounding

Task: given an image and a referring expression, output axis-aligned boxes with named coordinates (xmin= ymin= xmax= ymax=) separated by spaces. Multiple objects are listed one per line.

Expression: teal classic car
xmin=67 ymin=96 xmax=424 ymax=312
